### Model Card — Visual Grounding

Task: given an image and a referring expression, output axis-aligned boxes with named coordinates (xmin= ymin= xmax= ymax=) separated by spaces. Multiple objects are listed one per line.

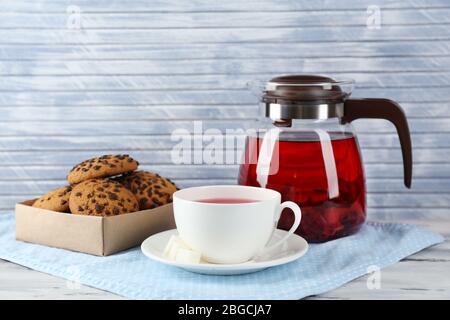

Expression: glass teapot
xmin=238 ymin=75 xmax=412 ymax=242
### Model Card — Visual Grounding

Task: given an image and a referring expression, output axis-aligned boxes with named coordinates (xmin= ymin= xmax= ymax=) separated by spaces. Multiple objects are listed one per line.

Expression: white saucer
xmin=141 ymin=229 xmax=308 ymax=275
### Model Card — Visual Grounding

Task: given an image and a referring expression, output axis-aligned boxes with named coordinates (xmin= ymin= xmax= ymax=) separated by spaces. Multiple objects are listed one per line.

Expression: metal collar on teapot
xmin=261 ymin=75 xmax=354 ymax=121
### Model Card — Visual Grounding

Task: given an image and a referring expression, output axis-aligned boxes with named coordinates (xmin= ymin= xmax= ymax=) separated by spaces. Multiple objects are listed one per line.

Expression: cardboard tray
xmin=15 ymin=199 xmax=175 ymax=256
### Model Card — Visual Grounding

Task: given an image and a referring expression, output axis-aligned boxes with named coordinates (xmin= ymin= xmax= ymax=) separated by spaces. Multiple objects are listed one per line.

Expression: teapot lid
xmin=263 ymin=74 xmax=353 ymax=104
xmin=261 ymin=74 xmax=354 ymax=120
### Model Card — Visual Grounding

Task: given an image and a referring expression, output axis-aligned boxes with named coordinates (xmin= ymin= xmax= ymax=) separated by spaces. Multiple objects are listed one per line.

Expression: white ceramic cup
xmin=173 ymin=185 xmax=302 ymax=264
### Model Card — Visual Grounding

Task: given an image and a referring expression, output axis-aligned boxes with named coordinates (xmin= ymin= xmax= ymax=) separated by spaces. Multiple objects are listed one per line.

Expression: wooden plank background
xmin=0 ymin=0 xmax=449 ymax=220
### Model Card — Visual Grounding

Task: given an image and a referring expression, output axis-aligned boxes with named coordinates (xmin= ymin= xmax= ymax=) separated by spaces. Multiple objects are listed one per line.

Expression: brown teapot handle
xmin=342 ymin=98 xmax=412 ymax=188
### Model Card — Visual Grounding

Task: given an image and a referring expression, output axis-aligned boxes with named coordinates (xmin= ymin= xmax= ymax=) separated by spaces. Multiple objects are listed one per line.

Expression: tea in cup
xmin=173 ymin=185 xmax=301 ymax=264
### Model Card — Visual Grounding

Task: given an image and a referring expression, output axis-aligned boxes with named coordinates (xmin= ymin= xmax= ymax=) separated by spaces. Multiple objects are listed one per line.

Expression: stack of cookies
xmin=32 ymin=154 xmax=178 ymax=216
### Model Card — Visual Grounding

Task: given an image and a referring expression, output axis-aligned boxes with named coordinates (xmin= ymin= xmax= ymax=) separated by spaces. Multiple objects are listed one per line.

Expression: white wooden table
xmin=1 ymin=218 xmax=449 ymax=300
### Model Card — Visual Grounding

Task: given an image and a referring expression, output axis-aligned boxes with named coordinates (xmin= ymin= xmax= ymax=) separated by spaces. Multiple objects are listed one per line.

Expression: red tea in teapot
xmin=238 ymin=131 xmax=366 ymax=242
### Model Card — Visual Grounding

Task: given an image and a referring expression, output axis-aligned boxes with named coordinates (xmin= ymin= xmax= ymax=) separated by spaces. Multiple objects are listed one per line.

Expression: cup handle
xmin=260 ymin=201 xmax=302 ymax=254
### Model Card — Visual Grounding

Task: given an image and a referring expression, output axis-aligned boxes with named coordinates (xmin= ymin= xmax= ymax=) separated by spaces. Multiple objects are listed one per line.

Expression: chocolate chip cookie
xmin=32 ymin=185 xmax=72 ymax=212
xmin=67 ymin=154 xmax=139 ymax=185
xmin=69 ymin=179 xmax=139 ymax=216
xmin=115 ymin=171 xmax=178 ymax=210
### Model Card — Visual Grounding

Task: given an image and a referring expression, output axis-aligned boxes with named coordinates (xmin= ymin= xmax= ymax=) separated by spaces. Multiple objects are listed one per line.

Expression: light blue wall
xmin=0 ymin=0 xmax=449 ymax=219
